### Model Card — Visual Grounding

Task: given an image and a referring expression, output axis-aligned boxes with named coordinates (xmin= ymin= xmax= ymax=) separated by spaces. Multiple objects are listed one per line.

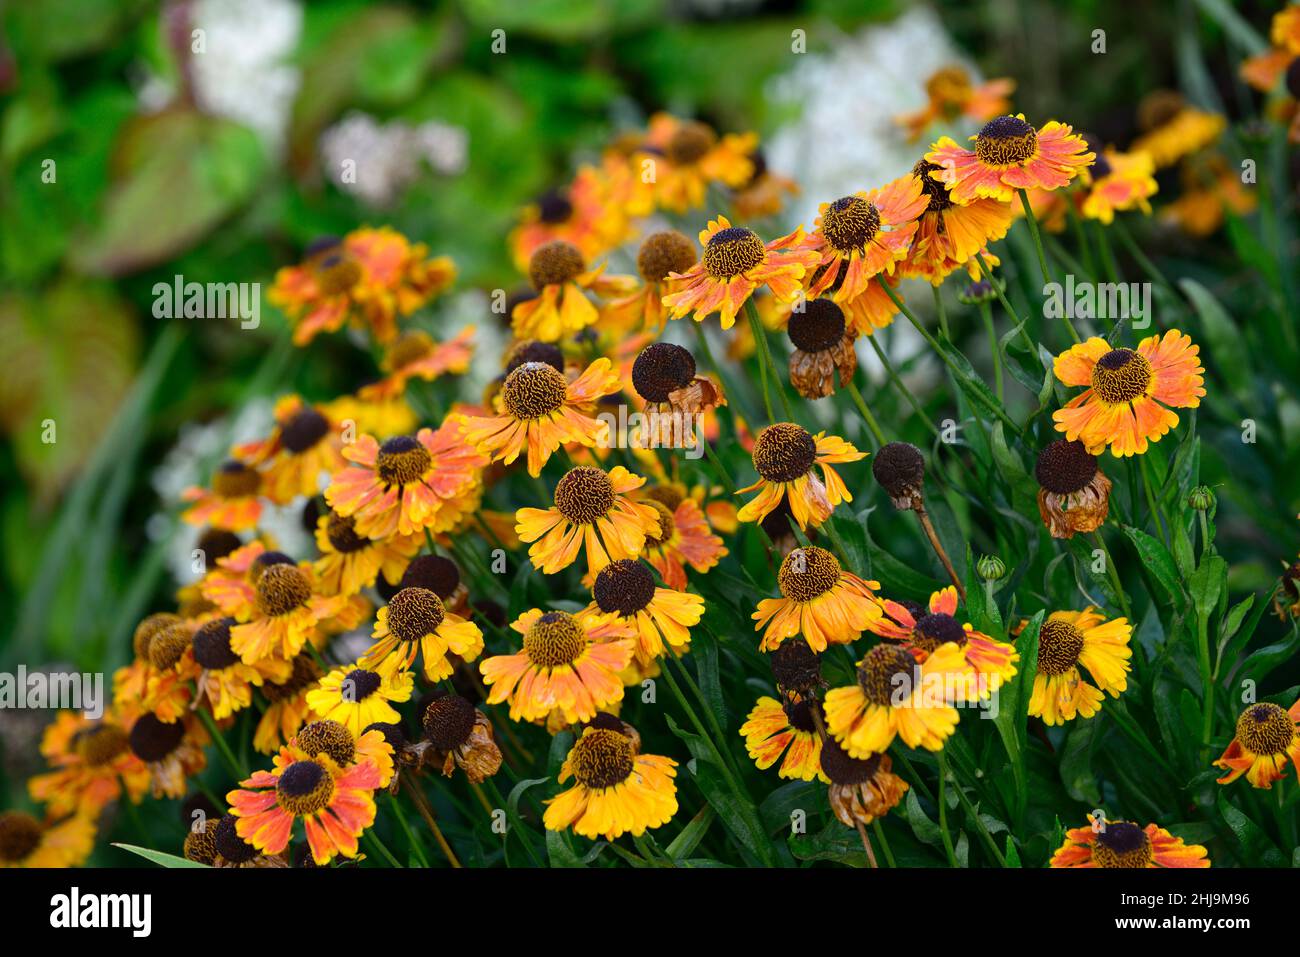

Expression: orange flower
xmin=638 ymin=113 xmax=757 ymax=214
xmin=661 ymin=216 xmax=819 ymax=331
xmin=268 ymin=228 xmax=456 ymax=346
xmin=459 ymin=357 xmax=621 ymax=477
xmin=896 ymin=65 xmax=1015 ymax=142
xmin=741 ymin=694 xmax=827 ymax=782
xmin=637 ymin=484 xmax=728 ymax=590
xmin=191 ymin=616 xmax=293 ymax=720
xmin=753 ymin=546 xmax=881 ymax=653
xmin=900 ymin=159 xmax=1013 ymax=285
xmin=232 ymin=395 xmax=347 ymax=504
xmin=312 ymin=510 xmax=421 ymax=598
xmin=737 ymin=423 xmax=866 ymax=530
xmin=516 ymin=465 xmax=662 ymax=578
xmin=358 ymin=326 xmax=476 ymax=402
xmin=603 ymin=231 xmax=700 ymax=333
xmin=360 ymin=586 xmax=484 ymax=682
xmin=480 ymin=608 xmax=635 ymax=724
xmin=324 ymin=421 xmax=486 ymax=538
xmin=508 ymin=167 xmax=629 ymax=272
xmin=1213 ymin=700 xmax=1300 ymax=789
xmin=1052 ymin=331 xmax=1205 ymax=457
xmin=1079 ymin=149 xmax=1158 ymax=224
xmin=542 ymin=726 xmax=678 ymax=839
xmin=582 ymin=558 xmax=705 ymax=668
xmin=228 ymin=563 xmax=354 ymax=664
xmin=925 ymin=114 xmax=1094 ymax=204
xmin=1241 ymin=7 xmax=1300 ymax=92
xmin=1051 ymin=817 xmax=1209 ymax=868
xmin=28 ymin=711 xmax=150 ymax=818
xmin=785 ymin=176 xmax=929 ymax=304
xmin=512 ymin=240 xmax=635 ymax=343
xmin=181 ymin=460 xmax=262 ymax=531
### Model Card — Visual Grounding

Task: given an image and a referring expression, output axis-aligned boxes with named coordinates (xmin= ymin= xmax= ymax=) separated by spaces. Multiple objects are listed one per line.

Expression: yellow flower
xmin=1027 ymin=608 xmax=1131 ymax=725
xmin=543 ymin=726 xmax=677 ymax=840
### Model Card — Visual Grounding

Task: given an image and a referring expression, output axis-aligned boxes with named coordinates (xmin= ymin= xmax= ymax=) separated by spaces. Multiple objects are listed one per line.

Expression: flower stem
xmin=387 ymin=790 xmax=432 ymax=868
xmin=978 ymin=300 xmax=1004 ymax=401
xmin=744 ymin=297 xmax=794 ymax=421
xmin=913 ymin=500 xmax=966 ymax=602
xmin=932 ymin=283 xmax=949 ymax=340
xmin=845 ymin=379 xmax=887 ymax=448
xmin=975 ymin=252 xmax=1036 ymax=354
xmin=810 ymin=704 xmax=876 ymax=868
xmin=402 ymin=774 xmax=461 ymax=868
xmin=193 ymin=700 xmax=248 ymax=782
xmin=865 ymin=333 xmax=939 ymax=436
xmin=936 ymin=751 xmax=959 ymax=867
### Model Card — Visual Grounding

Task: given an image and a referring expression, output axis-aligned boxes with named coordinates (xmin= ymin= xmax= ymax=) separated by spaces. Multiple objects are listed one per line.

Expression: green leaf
xmin=1122 ymin=526 xmax=1183 ymax=604
xmin=1178 ymin=279 xmax=1252 ymax=402
xmin=664 ymin=805 xmax=715 ymax=861
xmin=1216 ymin=792 xmax=1286 ymax=866
xmin=112 ymin=843 xmax=209 ymax=868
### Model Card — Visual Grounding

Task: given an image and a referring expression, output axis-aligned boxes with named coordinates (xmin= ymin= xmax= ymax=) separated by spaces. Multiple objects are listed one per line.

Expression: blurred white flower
xmin=320 ymin=112 xmax=469 ymax=207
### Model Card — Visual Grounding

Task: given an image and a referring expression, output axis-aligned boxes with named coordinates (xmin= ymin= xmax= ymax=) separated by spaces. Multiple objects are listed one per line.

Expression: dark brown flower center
xmin=1035 ymin=439 xmax=1099 ymax=494
xmin=1037 ymin=619 xmax=1085 ymax=675
xmin=193 ymin=617 xmax=241 ymax=670
xmin=314 ymin=252 xmax=362 ymax=296
xmin=400 ymin=555 xmax=461 ymax=598
xmin=703 ymin=226 xmax=766 ymax=279
xmin=214 ymin=813 xmax=258 ymax=863
xmin=1235 ymin=702 xmax=1294 ymax=756
xmin=912 ymin=612 xmax=968 ymax=653
xmin=281 ymin=407 xmax=330 ymax=453
xmin=134 ymin=612 xmax=182 ymax=660
xmin=788 ymin=299 xmax=846 ymax=353
xmin=821 ymin=196 xmax=882 ymax=253
xmin=777 ymin=546 xmax=841 ymax=602
xmin=872 ymin=441 xmax=926 ymax=500
xmin=666 ymin=121 xmax=716 ymax=165
xmin=752 ymin=422 xmax=816 ymax=483
xmin=276 ymin=760 xmax=335 ymax=815
xmin=1091 ymin=349 xmax=1152 ymax=404
xmin=570 ymin=728 xmax=635 ymax=789
xmin=128 ymin=713 xmax=186 ymax=762
xmin=255 ymin=563 xmax=312 ymax=617
xmin=0 ymin=812 xmax=43 ymax=863
xmin=386 ymin=587 xmax=446 ymax=642
xmin=183 ymin=819 xmax=219 ymax=865
xmin=148 ymin=621 xmax=194 ymax=670
xmin=641 ymin=499 xmax=676 ymax=548
xmin=638 ymin=230 xmax=698 ymax=282
xmin=326 ymin=511 xmax=369 ymax=553
xmin=770 ymin=637 xmax=823 ymax=693
xmin=593 ymin=558 xmax=656 ymax=616
xmin=505 ymin=340 xmax=565 ymax=374
xmin=975 ymin=115 xmax=1038 ymax=166
xmin=819 ymin=736 xmax=883 ymax=786
xmin=74 ymin=723 xmax=129 ymax=766
xmin=554 ymin=467 xmax=615 ymax=525
xmin=423 ymin=694 xmax=477 ymax=749
xmin=211 ymin=460 xmax=261 ymax=498
xmin=528 ymin=240 xmax=586 ymax=289
xmin=856 ymin=645 xmax=916 ymax=706
xmin=1093 ymin=821 xmax=1152 ymax=868
xmin=342 ymin=668 xmax=382 ymax=702
xmin=501 ymin=362 xmax=569 ymax=420
xmin=296 ymin=719 xmax=356 ymax=767
xmin=376 ymin=435 xmax=432 ymax=486
xmin=523 ymin=611 xmax=587 ymax=668
xmin=912 ymin=159 xmax=954 ymax=212
xmin=632 ymin=342 xmax=696 ymax=403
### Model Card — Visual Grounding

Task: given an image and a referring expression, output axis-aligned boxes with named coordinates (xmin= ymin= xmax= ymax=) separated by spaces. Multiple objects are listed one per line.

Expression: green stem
xmin=744 ymin=297 xmax=795 ymax=421
xmin=936 ymin=751 xmax=959 ymax=867
xmin=363 ymin=829 xmax=404 ymax=867
xmin=932 ymin=284 xmax=949 ymax=340
xmin=871 ymin=820 xmax=896 ymax=868
xmin=194 ymin=702 xmax=248 ymax=782
xmin=978 ymin=300 xmax=1004 ymax=401
xmin=845 ymin=379 xmax=887 ymax=447
xmin=865 ymin=333 xmax=939 ymax=436
xmin=1089 ymin=531 xmax=1135 ymax=624
xmin=387 ymin=792 xmax=431 ymax=867
xmin=743 ymin=303 xmax=775 ymax=423
xmin=975 ymin=253 xmax=1035 ymax=354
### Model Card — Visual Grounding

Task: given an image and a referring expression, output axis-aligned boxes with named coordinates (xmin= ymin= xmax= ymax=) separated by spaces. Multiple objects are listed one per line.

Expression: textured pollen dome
xmin=523 ymin=611 xmax=587 ymax=668
xmin=148 ymin=621 xmax=194 ymax=670
xmin=632 ymin=342 xmax=696 ymax=403
xmin=192 ymin=617 xmax=241 ymax=670
xmin=871 ymin=441 xmax=925 ymax=498
xmin=912 ymin=159 xmax=954 ymax=211
xmin=74 ymin=723 xmax=129 ymax=766
xmin=820 ymin=195 xmax=882 ymax=252
xmin=641 ymin=499 xmax=676 ymax=548
xmin=296 ymin=719 xmax=356 ymax=767
xmin=376 ymin=434 xmax=431 ymax=486
xmin=553 ymin=467 xmax=616 ymax=525
xmin=251 ymin=550 xmax=296 ymax=583
xmin=212 ymin=459 xmax=261 ymax=498
xmin=1035 ymin=439 xmax=1098 ymax=494
xmin=281 ymin=406 xmax=330 ymax=453
xmin=502 ymin=361 xmax=569 ymax=420
xmin=788 ymin=299 xmax=846 ymax=353
xmin=1091 ymin=348 xmax=1152 ymax=404
xmin=856 ymin=644 xmax=916 ymax=706
xmin=1235 ymin=702 xmax=1294 ymax=756
xmin=343 ymin=668 xmax=382 ymax=701
xmin=1036 ymin=619 xmax=1085 ymax=675
xmin=819 ymin=735 xmax=882 ymax=786
xmin=400 ymin=555 xmax=461 ymax=598
xmin=974 ymin=115 xmax=1038 ymax=165
xmin=637 ymin=230 xmax=698 ymax=282
xmin=128 ymin=713 xmax=186 ymax=762
xmin=134 ymin=612 xmax=182 ymax=660
xmin=276 ymin=760 xmax=335 ymax=815
xmin=213 ymin=813 xmax=258 ymax=863
xmin=182 ymin=819 xmax=219 ymax=865
xmin=1092 ymin=821 xmax=1152 ymax=868
xmin=777 ymin=546 xmax=841 ymax=602
xmin=423 ymin=694 xmax=477 ymax=749
xmin=386 ymin=587 xmax=447 ymax=642
xmin=912 ymin=612 xmax=968 ymax=652
xmin=570 ymin=728 xmax=635 ymax=789
xmin=703 ymin=226 xmax=766 ymax=279
xmin=752 ymin=422 xmax=817 ymax=483
xmin=769 ymin=636 xmax=823 ymax=693
xmin=593 ymin=558 xmax=657 ymax=616
xmin=256 ymin=563 xmax=312 ymax=617
xmin=528 ymin=240 xmax=586 ymax=289
xmin=363 ymin=721 xmax=408 ymax=752
xmin=0 ymin=812 xmax=42 ymax=863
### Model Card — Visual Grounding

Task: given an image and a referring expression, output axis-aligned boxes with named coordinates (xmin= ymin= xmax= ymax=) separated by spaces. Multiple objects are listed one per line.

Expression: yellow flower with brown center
xmin=1051 ymin=817 xmax=1209 ymax=868
xmin=0 ymin=812 xmax=95 ymax=869
xmin=191 ymin=616 xmax=291 ymax=720
xmin=127 ymin=713 xmax=208 ymax=800
xmin=1214 ymin=699 xmax=1300 ymax=789
xmin=753 ymin=546 xmax=881 ymax=652
xmin=895 ymin=65 xmax=1015 ymax=142
xmin=637 ymin=484 xmax=728 ymax=590
xmin=516 ymin=465 xmax=662 ymax=578
xmin=637 ymin=113 xmax=756 ymax=213
xmin=460 ymin=357 xmax=621 ymax=477
xmin=312 ymin=510 xmax=421 ymax=598
xmin=28 ymin=711 xmax=150 ymax=818
xmin=741 ymin=693 xmax=827 ymax=782
xmin=926 ymin=114 xmax=1094 ymax=204
xmin=181 ymin=460 xmax=263 ymax=531
xmin=1034 ymin=439 xmax=1112 ymax=539
xmin=899 ymin=158 xmax=1013 ymax=286
xmin=512 ymin=240 xmax=635 ymax=342
xmin=737 ymin=423 xmax=866 ymax=530
xmin=1052 ymin=331 xmax=1205 ymax=457
xmin=823 ymin=641 xmax=966 ymax=756
xmin=229 ymin=562 xmax=350 ymax=665
xmin=1129 ymin=92 xmax=1225 ymax=169
xmin=307 ymin=662 xmax=415 ymax=737
xmin=542 ymin=726 xmax=678 ymax=839
xmin=231 ymin=396 xmax=347 ymax=504
xmin=583 ymin=558 xmax=704 ymax=668
xmin=1079 ymin=148 xmax=1158 ymax=224
xmin=360 ymin=586 xmax=483 ymax=682
xmin=1027 ymin=608 xmax=1131 ymax=725
xmin=479 ymin=609 xmax=635 ymax=724
xmin=661 ymin=217 xmax=819 ymax=330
